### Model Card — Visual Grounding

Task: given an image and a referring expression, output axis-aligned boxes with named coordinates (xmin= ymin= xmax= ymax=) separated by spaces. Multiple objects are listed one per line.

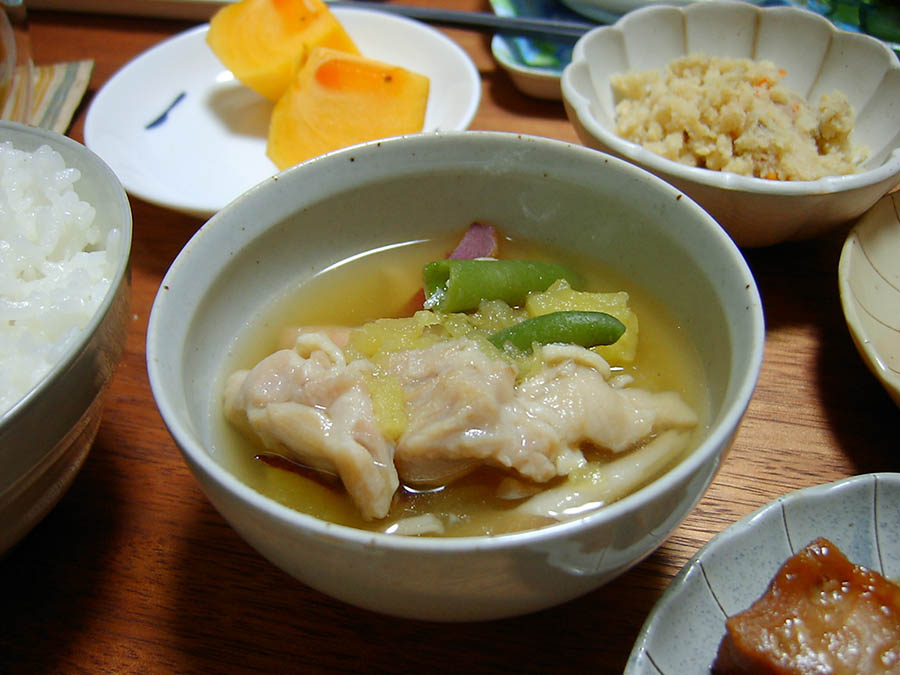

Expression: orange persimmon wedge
xmin=266 ymin=46 xmax=430 ymax=169
xmin=206 ymin=0 xmax=359 ymax=101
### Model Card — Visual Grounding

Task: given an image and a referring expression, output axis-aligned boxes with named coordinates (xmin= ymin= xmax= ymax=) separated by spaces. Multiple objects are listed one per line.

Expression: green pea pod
xmin=423 ymin=259 xmax=582 ymax=313
xmin=489 ymin=311 xmax=625 ymax=352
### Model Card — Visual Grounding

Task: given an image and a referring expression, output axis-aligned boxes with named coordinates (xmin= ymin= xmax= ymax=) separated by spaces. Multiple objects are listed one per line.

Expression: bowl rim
xmin=147 ymin=129 xmax=765 ymax=553
xmin=0 ymin=120 xmax=133 ymax=428
xmin=561 ymin=1 xmax=900 ymax=197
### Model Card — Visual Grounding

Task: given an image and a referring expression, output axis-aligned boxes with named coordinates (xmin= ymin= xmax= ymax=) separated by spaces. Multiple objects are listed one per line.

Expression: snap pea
xmin=488 ymin=311 xmax=625 ymax=353
xmin=423 ymin=259 xmax=582 ymax=313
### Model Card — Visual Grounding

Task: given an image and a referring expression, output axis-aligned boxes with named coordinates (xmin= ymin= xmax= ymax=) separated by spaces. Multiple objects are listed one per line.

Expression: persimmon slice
xmin=267 ymin=47 xmax=429 ymax=169
xmin=206 ymin=0 xmax=359 ymax=101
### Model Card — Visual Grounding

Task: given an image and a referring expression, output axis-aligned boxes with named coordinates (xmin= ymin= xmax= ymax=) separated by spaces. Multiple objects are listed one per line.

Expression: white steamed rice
xmin=0 ymin=140 xmax=122 ymax=416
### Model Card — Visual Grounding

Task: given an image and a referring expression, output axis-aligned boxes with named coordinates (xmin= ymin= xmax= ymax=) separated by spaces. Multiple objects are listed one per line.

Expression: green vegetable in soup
xmin=488 ymin=310 xmax=625 ymax=353
xmin=422 ymin=259 xmax=582 ymax=313
xmin=526 ymin=279 xmax=639 ymax=365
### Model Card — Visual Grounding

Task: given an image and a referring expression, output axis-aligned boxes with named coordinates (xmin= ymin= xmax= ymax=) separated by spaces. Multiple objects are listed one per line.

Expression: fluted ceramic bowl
xmin=147 ymin=131 xmax=764 ymax=621
xmin=0 ymin=122 xmax=132 ymax=556
xmin=562 ymin=1 xmax=900 ymax=247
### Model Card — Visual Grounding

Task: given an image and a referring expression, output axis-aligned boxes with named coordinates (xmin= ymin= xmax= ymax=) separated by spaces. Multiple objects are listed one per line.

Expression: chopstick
xmin=326 ymin=0 xmax=597 ymax=40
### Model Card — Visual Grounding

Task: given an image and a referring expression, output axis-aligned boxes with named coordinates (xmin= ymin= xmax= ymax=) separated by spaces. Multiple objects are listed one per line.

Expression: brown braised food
xmin=714 ymin=537 xmax=900 ymax=674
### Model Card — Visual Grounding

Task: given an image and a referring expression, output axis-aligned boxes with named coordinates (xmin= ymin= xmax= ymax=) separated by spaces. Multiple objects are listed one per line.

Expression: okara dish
xmin=561 ymin=1 xmax=900 ymax=247
xmin=611 ymin=53 xmax=866 ymax=181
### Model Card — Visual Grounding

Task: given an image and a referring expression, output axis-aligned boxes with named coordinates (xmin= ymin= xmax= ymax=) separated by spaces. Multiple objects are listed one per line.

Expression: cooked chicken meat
xmin=387 ymin=339 xmax=697 ymax=486
xmin=223 ymin=333 xmax=697 ymax=520
xmin=223 ymin=333 xmax=398 ymax=520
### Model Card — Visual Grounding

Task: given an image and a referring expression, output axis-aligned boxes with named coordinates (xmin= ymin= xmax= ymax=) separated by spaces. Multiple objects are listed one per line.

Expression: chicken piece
xmin=223 ymin=333 xmax=398 ymax=520
xmin=518 ymin=344 xmax=697 ymax=454
xmin=384 ymin=338 xmax=561 ymax=485
xmin=386 ymin=339 xmax=697 ymax=487
xmin=224 ymin=333 xmax=698 ymax=520
xmin=714 ymin=537 xmax=900 ymax=674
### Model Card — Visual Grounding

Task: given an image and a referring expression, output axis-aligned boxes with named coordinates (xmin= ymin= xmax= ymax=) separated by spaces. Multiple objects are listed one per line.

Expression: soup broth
xmin=213 ymin=231 xmax=710 ymax=536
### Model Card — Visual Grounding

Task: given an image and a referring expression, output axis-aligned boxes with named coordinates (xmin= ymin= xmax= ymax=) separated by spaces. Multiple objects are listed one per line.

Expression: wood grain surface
xmin=2 ymin=5 xmax=898 ymax=673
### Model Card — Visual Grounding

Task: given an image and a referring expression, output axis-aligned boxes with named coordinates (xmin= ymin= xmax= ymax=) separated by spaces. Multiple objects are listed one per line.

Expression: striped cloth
xmin=30 ymin=60 xmax=94 ymax=133
xmin=2 ymin=59 xmax=94 ymax=133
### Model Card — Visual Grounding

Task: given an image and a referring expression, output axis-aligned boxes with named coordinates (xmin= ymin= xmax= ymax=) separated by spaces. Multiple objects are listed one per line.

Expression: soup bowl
xmin=147 ymin=131 xmax=764 ymax=621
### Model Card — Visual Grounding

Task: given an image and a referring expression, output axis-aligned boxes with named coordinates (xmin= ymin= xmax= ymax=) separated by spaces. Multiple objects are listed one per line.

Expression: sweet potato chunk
xmin=267 ymin=47 xmax=429 ymax=169
xmin=714 ymin=537 xmax=900 ymax=674
xmin=206 ymin=0 xmax=359 ymax=101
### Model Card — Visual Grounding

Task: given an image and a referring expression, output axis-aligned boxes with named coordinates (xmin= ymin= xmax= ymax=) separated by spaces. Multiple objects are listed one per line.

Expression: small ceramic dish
xmin=488 ymin=0 xmax=584 ymax=100
xmin=561 ymin=1 xmax=900 ymax=247
xmin=84 ymin=7 xmax=481 ymax=218
xmin=491 ymin=34 xmax=569 ymax=100
xmin=839 ymin=191 xmax=900 ymax=407
xmin=626 ymin=472 xmax=900 ymax=673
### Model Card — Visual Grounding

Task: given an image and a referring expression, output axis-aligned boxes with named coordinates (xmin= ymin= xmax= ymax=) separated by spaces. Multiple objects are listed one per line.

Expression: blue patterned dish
xmin=489 ymin=0 xmax=585 ymax=99
xmin=625 ymin=473 xmax=900 ymax=674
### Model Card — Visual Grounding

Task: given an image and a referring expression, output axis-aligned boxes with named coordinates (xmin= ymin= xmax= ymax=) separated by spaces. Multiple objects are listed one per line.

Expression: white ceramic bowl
xmin=146 ymin=131 xmax=764 ymax=621
xmin=561 ymin=1 xmax=900 ymax=248
xmin=0 ymin=121 xmax=132 ymax=555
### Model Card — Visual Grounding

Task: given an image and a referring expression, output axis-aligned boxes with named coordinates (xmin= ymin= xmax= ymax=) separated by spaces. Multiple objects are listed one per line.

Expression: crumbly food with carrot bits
xmin=611 ymin=53 xmax=867 ymax=180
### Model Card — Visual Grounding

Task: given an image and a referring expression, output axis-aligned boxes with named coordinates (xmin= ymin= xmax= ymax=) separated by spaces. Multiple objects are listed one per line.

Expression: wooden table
xmin=3 ymin=5 xmax=897 ymax=673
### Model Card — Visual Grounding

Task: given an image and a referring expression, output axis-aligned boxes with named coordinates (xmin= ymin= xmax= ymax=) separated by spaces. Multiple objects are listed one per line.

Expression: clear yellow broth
xmin=212 ymin=231 xmax=710 ymax=536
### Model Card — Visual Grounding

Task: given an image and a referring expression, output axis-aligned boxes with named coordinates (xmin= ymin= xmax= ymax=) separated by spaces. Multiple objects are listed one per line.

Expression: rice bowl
xmin=0 ymin=141 xmax=124 ymax=416
xmin=0 ymin=121 xmax=131 ymax=556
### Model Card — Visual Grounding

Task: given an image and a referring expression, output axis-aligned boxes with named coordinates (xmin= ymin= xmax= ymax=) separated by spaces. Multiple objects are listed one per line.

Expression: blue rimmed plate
xmin=625 ymin=473 xmax=900 ymax=674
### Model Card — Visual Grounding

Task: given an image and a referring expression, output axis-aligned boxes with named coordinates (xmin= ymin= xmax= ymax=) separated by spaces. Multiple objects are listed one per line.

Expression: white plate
xmin=625 ymin=472 xmax=900 ymax=674
xmin=84 ymin=8 xmax=481 ymax=217
xmin=839 ymin=192 xmax=900 ymax=408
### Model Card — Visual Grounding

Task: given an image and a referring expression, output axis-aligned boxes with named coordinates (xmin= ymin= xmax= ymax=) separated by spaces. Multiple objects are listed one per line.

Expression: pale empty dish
xmin=839 ymin=191 xmax=900 ymax=407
